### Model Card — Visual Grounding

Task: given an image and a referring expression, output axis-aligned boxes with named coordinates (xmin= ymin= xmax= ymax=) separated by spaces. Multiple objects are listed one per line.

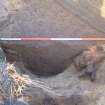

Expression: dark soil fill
xmin=1 ymin=41 xmax=94 ymax=77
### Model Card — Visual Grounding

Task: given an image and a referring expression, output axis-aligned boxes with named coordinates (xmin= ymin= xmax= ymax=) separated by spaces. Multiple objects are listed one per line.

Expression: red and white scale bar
xmin=0 ymin=38 xmax=105 ymax=40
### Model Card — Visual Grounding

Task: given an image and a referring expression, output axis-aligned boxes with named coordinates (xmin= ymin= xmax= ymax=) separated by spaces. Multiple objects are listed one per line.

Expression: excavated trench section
xmin=1 ymin=40 xmax=98 ymax=77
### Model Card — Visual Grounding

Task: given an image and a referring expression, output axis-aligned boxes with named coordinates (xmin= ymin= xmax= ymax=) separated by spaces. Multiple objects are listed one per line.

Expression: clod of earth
xmin=74 ymin=44 xmax=105 ymax=81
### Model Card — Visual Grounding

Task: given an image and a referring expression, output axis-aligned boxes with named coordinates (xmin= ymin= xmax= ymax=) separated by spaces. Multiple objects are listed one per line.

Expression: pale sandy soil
xmin=0 ymin=0 xmax=104 ymax=37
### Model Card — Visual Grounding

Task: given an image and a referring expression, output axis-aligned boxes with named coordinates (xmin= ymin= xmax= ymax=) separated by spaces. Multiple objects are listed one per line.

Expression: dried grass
xmin=7 ymin=63 xmax=26 ymax=97
xmin=0 ymin=63 xmax=27 ymax=99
